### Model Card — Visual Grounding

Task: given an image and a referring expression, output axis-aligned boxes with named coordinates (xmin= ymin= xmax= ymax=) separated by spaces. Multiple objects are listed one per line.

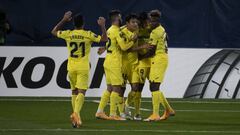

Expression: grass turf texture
xmin=0 ymin=97 xmax=240 ymax=135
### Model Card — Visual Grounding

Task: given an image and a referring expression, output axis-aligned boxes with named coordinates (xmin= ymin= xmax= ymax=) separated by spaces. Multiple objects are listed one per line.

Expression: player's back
xmin=58 ymin=29 xmax=101 ymax=70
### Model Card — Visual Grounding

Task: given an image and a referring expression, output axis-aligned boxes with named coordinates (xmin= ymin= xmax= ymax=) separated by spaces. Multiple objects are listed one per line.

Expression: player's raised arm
xmin=97 ymin=17 xmax=108 ymax=42
xmin=51 ymin=11 xmax=72 ymax=36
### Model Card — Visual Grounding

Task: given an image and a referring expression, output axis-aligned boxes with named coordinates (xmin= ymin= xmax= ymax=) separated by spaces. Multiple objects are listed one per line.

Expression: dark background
xmin=1 ymin=0 xmax=240 ymax=48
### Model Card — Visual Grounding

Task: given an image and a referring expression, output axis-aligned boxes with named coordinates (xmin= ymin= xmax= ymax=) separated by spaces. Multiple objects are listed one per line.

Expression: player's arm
xmin=117 ymin=32 xmax=136 ymax=51
xmin=128 ymin=43 xmax=153 ymax=52
xmin=138 ymin=31 xmax=158 ymax=59
xmin=97 ymin=17 xmax=108 ymax=42
xmin=138 ymin=45 xmax=156 ymax=60
xmin=118 ymin=39 xmax=134 ymax=51
xmin=51 ymin=11 xmax=72 ymax=37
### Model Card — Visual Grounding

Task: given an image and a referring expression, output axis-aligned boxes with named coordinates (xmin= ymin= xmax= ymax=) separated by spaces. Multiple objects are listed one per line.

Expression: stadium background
xmin=1 ymin=0 xmax=240 ymax=48
xmin=0 ymin=0 xmax=240 ymax=98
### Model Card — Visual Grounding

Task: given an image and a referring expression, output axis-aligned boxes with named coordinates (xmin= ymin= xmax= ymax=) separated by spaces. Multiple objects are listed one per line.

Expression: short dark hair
xmin=125 ymin=13 xmax=138 ymax=23
xmin=73 ymin=13 xmax=84 ymax=28
xmin=138 ymin=11 xmax=149 ymax=21
xmin=149 ymin=9 xmax=161 ymax=18
xmin=109 ymin=9 xmax=121 ymax=22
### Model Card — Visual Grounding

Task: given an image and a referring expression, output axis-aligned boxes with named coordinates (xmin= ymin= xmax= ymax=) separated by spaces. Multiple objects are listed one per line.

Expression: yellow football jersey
xmin=121 ymin=27 xmax=138 ymax=65
xmin=104 ymin=25 xmax=134 ymax=68
xmin=57 ymin=29 xmax=101 ymax=70
xmin=138 ymin=26 xmax=152 ymax=67
xmin=149 ymin=25 xmax=168 ymax=64
xmin=149 ymin=25 xmax=168 ymax=55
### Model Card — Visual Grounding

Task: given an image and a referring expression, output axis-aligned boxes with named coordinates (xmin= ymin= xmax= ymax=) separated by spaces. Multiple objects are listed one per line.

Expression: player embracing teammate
xmin=96 ymin=9 xmax=175 ymax=122
xmin=52 ymin=9 xmax=175 ymax=128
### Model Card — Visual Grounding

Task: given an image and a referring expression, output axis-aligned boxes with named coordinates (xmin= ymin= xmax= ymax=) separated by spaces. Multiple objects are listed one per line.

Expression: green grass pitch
xmin=0 ymin=97 xmax=240 ymax=135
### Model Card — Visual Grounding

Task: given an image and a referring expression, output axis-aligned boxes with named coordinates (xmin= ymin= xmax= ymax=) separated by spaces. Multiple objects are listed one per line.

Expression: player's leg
xmin=144 ymin=64 xmax=163 ymax=121
xmin=143 ymin=82 xmax=161 ymax=121
xmin=109 ymin=68 xmax=126 ymax=120
xmin=96 ymin=67 xmax=112 ymax=120
xmin=72 ymin=70 xmax=89 ymax=127
xmin=125 ymin=65 xmax=139 ymax=119
xmin=95 ymin=85 xmax=112 ymax=120
xmin=68 ymin=71 xmax=80 ymax=127
xmin=145 ymin=55 xmax=174 ymax=121
xmin=154 ymin=57 xmax=175 ymax=120
xmin=118 ymin=86 xmax=126 ymax=118
xmin=133 ymin=67 xmax=150 ymax=120
xmin=68 ymin=71 xmax=77 ymax=112
xmin=118 ymin=72 xmax=127 ymax=118
xmin=109 ymin=85 xmax=126 ymax=120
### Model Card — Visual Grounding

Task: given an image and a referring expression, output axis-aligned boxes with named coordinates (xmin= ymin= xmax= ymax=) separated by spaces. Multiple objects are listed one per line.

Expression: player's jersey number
xmin=70 ymin=42 xmax=85 ymax=58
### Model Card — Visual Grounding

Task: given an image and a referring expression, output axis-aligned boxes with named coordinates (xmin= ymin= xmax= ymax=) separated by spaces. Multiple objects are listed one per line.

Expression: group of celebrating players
xmin=51 ymin=9 xmax=175 ymax=128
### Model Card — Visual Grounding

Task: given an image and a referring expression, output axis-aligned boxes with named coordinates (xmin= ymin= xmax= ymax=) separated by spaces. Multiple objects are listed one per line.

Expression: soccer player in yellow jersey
xmin=51 ymin=11 xmax=107 ymax=127
xmin=120 ymin=14 xmax=141 ymax=120
xmin=127 ymin=12 xmax=152 ymax=120
xmin=96 ymin=10 xmax=136 ymax=120
xmin=139 ymin=10 xmax=175 ymax=121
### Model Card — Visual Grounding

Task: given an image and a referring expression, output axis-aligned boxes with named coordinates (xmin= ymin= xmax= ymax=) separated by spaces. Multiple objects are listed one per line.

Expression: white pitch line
xmin=0 ymin=98 xmax=240 ymax=104
xmin=0 ymin=98 xmax=239 ymax=113
xmin=91 ymin=100 xmax=240 ymax=113
xmin=1 ymin=129 xmax=240 ymax=134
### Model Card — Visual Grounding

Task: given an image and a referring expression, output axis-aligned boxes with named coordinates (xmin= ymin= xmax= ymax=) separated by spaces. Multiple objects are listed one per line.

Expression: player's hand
xmin=129 ymin=33 xmax=138 ymax=43
xmin=141 ymin=44 xmax=154 ymax=49
xmin=97 ymin=17 xmax=106 ymax=27
xmin=62 ymin=11 xmax=72 ymax=22
xmin=97 ymin=47 xmax=106 ymax=55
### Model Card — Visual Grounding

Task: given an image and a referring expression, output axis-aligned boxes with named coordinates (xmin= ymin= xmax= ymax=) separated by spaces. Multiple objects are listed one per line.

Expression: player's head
xmin=125 ymin=13 xmax=139 ymax=32
xmin=109 ymin=9 xmax=122 ymax=26
xmin=138 ymin=11 xmax=150 ymax=28
xmin=73 ymin=13 xmax=84 ymax=28
xmin=149 ymin=9 xmax=161 ymax=28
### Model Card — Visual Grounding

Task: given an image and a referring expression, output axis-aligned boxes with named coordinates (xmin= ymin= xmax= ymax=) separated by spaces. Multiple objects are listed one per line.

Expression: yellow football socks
xmin=159 ymin=90 xmax=172 ymax=110
xmin=134 ymin=91 xmax=141 ymax=115
xmin=74 ymin=93 xmax=85 ymax=117
xmin=71 ymin=95 xmax=77 ymax=112
xmin=118 ymin=97 xmax=125 ymax=115
xmin=110 ymin=91 xmax=120 ymax=116
xmin=97 ymin=90 xmax=110 ymax=112
xmin=152 ymin=91 xmax=160 ymax=115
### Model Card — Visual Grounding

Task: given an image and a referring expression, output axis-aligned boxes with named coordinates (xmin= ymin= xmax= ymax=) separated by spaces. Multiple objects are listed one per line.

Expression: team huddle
xmin=51 ymin=9 xmax=175 ymax=128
